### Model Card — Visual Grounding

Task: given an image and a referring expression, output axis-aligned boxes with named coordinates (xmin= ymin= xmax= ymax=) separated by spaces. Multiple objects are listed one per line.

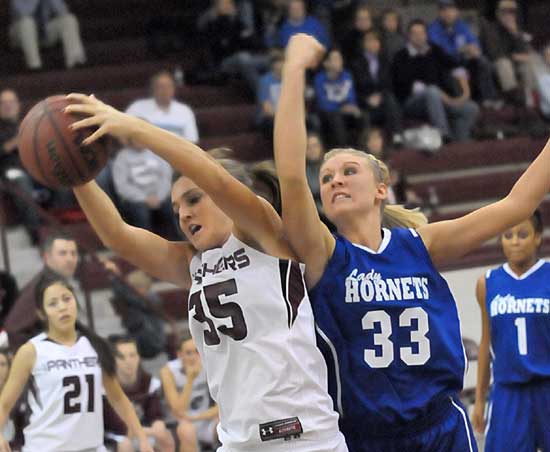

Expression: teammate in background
xmin=160 ymin=335 xmax=217 ymax=452
xmin=0 ymin=277 xmax=153 ymax=452
xmin=472 ymin=211 xmax=550 ymax=451
xmin=0 ymin=351 xmax=15 ymax=448
xmin=65 ymin=94 xmax=347 ymax=451
xmin=105 ymin=336 xmax=175 ymax=452
xmin=273 ymin=33 xmax=550 ymax=452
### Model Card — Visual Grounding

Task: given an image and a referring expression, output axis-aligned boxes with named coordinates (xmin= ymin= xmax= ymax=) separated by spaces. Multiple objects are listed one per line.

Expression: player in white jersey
xmin=67 ymin=94 xmax=348 ymax=451
xmin=0 ymin=277 xmax=153 ymax=452
xmin=160 ymin=335 xmax=218 ymax=452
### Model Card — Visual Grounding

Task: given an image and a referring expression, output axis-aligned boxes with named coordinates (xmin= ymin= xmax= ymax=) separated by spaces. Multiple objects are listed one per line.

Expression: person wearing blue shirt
xmin=256 ymin=51 xmax=284 ymax=139
xmin=473 ymin=210 xmax=550 ymax=451
xmin=277 ymin=0 xmax=330 ymax=49
xmin=314 ymin=48 xmax=368 ymax=148
xmin=428 ymin=0 xmax=499 ymax=106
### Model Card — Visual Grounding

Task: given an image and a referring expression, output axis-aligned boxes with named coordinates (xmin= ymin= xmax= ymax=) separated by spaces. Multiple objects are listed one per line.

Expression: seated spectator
xmin=127 ymin=71 xmax=198 ymax=143
xmin=340 ymin=4 xmax=373 ymax=63
xmin=0 ymin=89 xmax=40 ymax=243
xmin=3 ymin=232 xmax=79 ymax=350
xmin=358 ymin=127 xmax=387 ymax=160
xmin=380 ymin=8 xmax=406 ymax=63
xmin=104 ymin=336 xmax=175 ymax=452
xmin=9 ymin=0 xmax=86 ymax=70
xmin=112 ymin=145 xmax=178 ymax=240
xmin=305 ymin=132 xmax=325 ymax=210
xmin=198 ymin=0 xmax=270 ymax=93
xmin=314 ymin=48 xmax=368 ymax=148
xmin=0 ymin=271 xmax=18 ymax=327
xmin=256 ymin=50 xmax=284 ymax=139
xmin=350 ymin=30 xmax=403 ymax=143
xmin=535 ymin=43 xmax=550 ymax=119
xmin=428 ymin=0 xmax=500 ymax=106
xmin=160 ymin=335 xmax=218 ymax=452
xmin=480 ymin=0 xmax=537 ymax=106
xmin=110 ymin=269 xmax=169 ymax=360
xmin=392 ymin=20 xmax=480 ymax=142
xmin=260 ymin=0 xmax=287 ymax=48
xmin=277 ymin=0 xmax=330 ymax=49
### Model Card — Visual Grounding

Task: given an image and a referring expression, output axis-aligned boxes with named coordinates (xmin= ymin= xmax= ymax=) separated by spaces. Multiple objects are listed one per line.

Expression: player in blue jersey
xmin=273 ymin=33 xmax=550 ymax=452
xmin=472 ymin=210 xmax=550 ymax=452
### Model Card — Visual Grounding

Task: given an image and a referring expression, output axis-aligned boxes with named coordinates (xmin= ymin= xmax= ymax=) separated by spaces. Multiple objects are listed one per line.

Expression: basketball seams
xmin=31 ymin=109 xmax=58 ymax=187
xmin=44 ymin=102 xmax=86 ymax=184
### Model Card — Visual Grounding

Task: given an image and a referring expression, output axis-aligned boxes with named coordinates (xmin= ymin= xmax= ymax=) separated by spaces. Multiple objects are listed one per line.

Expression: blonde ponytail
xmin=324 ymin=148 xmax=428 ymax=229
xmin=383 ymin=204 xmax=427 ymax=229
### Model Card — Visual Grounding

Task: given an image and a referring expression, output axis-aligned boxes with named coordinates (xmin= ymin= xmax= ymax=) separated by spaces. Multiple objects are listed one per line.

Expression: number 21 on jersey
xmin=362 ymin=307 xmax=431 ymax=368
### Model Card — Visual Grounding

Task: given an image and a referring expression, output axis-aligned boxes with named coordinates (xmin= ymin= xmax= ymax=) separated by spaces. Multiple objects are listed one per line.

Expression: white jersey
xmin=189 ymin=235 xmax=344 ymax=451
xmin=24 ymin=333 xmax=104 ymax=452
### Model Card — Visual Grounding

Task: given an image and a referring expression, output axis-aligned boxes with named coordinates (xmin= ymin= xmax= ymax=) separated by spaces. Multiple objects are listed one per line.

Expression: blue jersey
xmin=485 ymin=259 xmax=550 ymax=385
xmin=310 ymin=228 xmax=466 ymax=433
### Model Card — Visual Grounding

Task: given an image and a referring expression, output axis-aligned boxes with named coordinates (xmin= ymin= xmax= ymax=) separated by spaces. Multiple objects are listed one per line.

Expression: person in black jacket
xmin=351 ymin=30 xmax=403 ymax=142
xmin=392 ymin=19 xmax=479 ymax=142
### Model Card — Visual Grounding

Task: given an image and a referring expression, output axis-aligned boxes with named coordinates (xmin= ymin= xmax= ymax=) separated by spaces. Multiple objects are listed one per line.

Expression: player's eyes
xmin=321 ymin=174 xmax=332 ymax=184
xmin=344 ymin=167 xmax=357 ymax=176
xmin=518 ymin=230 xmax=530 ymax=239
xmin=503 ymin=232 xmax=513 ymax=240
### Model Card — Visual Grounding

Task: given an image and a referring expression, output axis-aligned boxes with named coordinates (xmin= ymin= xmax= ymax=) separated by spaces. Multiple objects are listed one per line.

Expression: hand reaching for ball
xmin=65 ymin=94 xmax=142 ymax=147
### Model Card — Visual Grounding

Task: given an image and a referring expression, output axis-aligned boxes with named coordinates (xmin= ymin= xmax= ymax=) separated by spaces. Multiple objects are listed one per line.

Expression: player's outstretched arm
xmin=418 ymin=136 xmax=550 ymax=265
xmin=274 ymin=34 xmax=335 ymax=287
xmin=472 ymin=275 xmax=491 ymax=434
xmin=103 ymin=375 xmax=153 ymax=452
xmin=73 ymin=181 xmax=193 ymax=288
xmin=190 ymin=405 xmax=219 ymax=421
xmin=66 ymin=95 xmax=284 ymax=253
xmin=0 ymin=343 xmax=35 ymax=452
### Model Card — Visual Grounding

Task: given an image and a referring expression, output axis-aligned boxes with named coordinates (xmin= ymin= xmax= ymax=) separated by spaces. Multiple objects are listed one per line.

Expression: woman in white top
xmin=0 ymin=277 xmax=153 ymax=452
xmin=65 ymin=94 xmax=347 ymax=452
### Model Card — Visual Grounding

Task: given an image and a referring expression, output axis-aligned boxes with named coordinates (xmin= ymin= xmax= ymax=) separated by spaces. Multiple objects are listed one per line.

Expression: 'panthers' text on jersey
xmin=24 ymin=333 xmax=104 ymax=452
xmin=310 ymin=228 xmax=466 ymax=435
xmin=486 ymin=259 xmax=550 ymax=384
xmin=188 ymin=234 xmax=342 ymax=450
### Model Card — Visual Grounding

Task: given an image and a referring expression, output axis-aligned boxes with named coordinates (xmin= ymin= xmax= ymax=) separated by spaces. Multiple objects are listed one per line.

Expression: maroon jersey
xmin=104 ymin=370 xmax=163 ymax=434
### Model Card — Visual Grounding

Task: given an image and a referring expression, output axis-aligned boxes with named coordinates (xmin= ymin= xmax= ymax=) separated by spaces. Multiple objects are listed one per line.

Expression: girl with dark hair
xmin=473 ymin=211 xmax=550 ymax=451
xmin=64 ymin=94 xmax=346 ymax=451
xmin=0 ymin=277 xmax=153 ymax=452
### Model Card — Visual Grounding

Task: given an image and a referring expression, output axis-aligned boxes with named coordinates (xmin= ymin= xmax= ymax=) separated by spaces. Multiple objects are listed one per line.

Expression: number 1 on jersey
xmin=514 ymin=317 xmax=528 ymax=355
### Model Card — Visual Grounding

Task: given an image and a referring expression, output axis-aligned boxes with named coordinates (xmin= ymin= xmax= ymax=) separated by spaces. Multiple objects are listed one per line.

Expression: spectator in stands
xmin=340 ymin=4 xmax=373 ymax=63
xmin=256 ymin=50 xmax=284 ymax=139
xmin=277 ymin=0 xmax=330 ymax=49
xmin=428 ymin=0 xmax=500 ymax=106
xmin=380 ymin=8 xmax=406 ymax=63
xmin=350 ymin=30 xmax=404 ymax=144
xmin=480 ymin=0 xmax=537 ymax=106
xmin=160 ymin=335 xmax=218 ymax=452
xmin=358 ymin=127 xmax=387 ymax=160
xmin=535 ymin=43 xmax=550 ymax=119
xmin=305 ymin=132 xmax=325 ymax=210
xmin=3 ymin=232 xmax=79 ymax=350
xmin=260 ymin=0 xmax=287 ymax=48
xmin=392 ymin=19 xmax=480 ymax=142
xmin=0 ymin=89 xmax=40 ymax=244
xmin=314 ymin=48 xmax=368 ymax=148
xmin=112 ymin=144 xmax=178 ymax=240
xmin=9 ymin=0 xmax=86 ymax=70
xmin=127 ymin=71 xmax=198 ymax=144
xmin=0 ymin=350 xmax=14 ymax=446
xmin=104 ymin=336 xmax=175 ymax=452
xmin=198 ymin=0 xmax=270 ymax=93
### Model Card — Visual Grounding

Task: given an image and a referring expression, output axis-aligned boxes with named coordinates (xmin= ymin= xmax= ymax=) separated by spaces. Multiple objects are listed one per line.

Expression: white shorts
xmin=217 ymin=431 xmax=348 ymax=452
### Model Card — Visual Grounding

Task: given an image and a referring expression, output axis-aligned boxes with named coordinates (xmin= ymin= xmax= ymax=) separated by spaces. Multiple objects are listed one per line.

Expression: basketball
xmin=18 ymin=95 xmax=109 ymax=189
